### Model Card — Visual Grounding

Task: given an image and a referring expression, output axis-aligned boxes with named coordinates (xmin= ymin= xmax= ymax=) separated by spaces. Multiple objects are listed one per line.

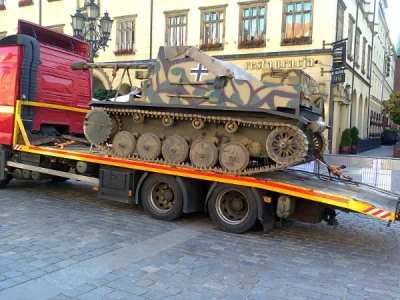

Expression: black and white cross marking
xmin=190 ymin=63 xmax=209 ymax=82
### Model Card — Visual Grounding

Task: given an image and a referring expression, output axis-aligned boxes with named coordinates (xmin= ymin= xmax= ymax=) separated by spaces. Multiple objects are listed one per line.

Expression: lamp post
xmin=70 ymin=0 xmax=114 ymax=63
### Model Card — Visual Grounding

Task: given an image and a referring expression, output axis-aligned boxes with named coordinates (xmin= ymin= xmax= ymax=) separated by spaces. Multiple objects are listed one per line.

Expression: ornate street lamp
xmin=71 ymin=0 xmax=113 ymax=62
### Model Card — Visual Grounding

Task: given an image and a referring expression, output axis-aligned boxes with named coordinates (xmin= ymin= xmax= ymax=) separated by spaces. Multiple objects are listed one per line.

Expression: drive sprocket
xmin=312 ymin=132 xmax=327 ymax=155
xmin=266 ymin=127 xmax=308 ymax=165
xmin=83 ymin=108 xmax=114 ymax=144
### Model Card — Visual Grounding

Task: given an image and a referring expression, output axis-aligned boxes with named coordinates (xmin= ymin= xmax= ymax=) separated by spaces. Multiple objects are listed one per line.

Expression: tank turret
xmin=73 ymin=46 xmax=328 ymax=175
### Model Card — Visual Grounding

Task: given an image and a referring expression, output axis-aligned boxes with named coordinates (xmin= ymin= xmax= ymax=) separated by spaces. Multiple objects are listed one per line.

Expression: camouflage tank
xmin=72 ymin=46 xmax=328 ymax=175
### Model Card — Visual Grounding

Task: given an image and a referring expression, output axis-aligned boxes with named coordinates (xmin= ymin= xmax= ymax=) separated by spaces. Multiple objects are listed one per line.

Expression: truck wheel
xmin=208 ymin=184 xmax=258 ymax=234
xmin=140 ymin=174 xmax=184 ymax=221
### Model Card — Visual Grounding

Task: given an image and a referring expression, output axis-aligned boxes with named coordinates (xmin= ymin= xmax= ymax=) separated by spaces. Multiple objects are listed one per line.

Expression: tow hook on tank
xmin=323 ymin=208 xmax=339 ymax=227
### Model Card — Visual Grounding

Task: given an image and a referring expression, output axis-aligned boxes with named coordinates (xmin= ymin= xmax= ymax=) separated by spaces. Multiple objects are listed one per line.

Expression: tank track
xmin=92 ymin=106 xmax=325 ymax=176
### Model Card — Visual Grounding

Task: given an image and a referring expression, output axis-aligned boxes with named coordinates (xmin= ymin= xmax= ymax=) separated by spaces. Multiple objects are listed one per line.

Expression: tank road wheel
xmin=112 ymin=131 xmax=137 ymax=157
xmin=189 ymin=140 xmax=218 ymax=169
xmin=208 ymin=185 xmax=258 ymax=234
xmin=137 ymin=133 xmax=162 ymax=160
xmin=161 ymin=135 xmax=189 ymax=164
xmin=140 ymin=174 xmax=184 ymax=221
xmin=83 ymin=108 xmax=113 ymax=144
xmin=266 ymin=127 xmax=307 ymax=165
xmin=108 ymin=115 xmax=121 ymax=142
xmin=312 ymin=133 xmax=327 ymax=155
xmin=219 ymin=143 xmax=250 ymax=172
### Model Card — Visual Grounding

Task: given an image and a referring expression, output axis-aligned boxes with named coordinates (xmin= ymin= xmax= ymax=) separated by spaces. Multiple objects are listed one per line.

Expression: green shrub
xmin=93 ymin=88 xmax=118 ymax=100
xmin=340 ymin=129 xmax=352 ymax=147
xmin=350 ymin=126 xmax=359 ymax=146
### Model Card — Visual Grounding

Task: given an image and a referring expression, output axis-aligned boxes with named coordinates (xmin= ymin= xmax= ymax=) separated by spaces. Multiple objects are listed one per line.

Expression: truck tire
xmin=140 ymin=174 xmax=184 ymax=221
xmin=208 ymin=184 xmax=258 ymax=234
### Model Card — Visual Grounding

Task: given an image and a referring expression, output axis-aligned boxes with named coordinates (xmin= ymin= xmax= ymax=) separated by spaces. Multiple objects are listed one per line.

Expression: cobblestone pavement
xmin=0 ymin=180 xmax=399 ymax=300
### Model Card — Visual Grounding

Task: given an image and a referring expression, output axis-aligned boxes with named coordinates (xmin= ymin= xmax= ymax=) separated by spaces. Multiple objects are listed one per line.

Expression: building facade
xmin=395 ymin=35 xmax=400 ymax=93
xmin=0 ymin=0 xmax=397 ymax=153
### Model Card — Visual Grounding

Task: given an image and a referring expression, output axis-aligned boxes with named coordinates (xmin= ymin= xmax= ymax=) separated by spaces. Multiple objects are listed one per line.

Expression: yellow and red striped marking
xmin=13 ymin=145 xmax=23 ymax=151
xmin=362 ymin=207 xmax=392 ymax=221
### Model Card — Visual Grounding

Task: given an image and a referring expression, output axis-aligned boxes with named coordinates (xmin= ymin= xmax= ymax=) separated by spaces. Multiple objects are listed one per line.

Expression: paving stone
xmin=91 ymin=286 xmax=114 ymax=297
xmin=12 ymin=274 xmax=31 ymax=284
xmin=105 ymin=290 xmax=132 ymax=299
xmin=41 ymin=264 xmax=61 ymax=273
xmin=26 ymin=269 xmax=48 ymax=279
xmin=0 ymin=279 xmax=18 ymax=290
xmin=141 ymin=266 xmax=160 ymax=273
xmin=3 ymin=270 xmax=23 ymax=279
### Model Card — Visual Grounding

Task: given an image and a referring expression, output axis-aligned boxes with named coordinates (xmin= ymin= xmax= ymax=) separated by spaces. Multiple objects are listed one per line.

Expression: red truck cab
xmin=0 ymin=19 xmax=91 ymax=145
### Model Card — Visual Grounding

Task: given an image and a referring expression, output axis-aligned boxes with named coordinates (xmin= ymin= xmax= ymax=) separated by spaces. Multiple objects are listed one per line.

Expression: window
xmin=336 ymin=1 xmax=346 ymax=41
xmin=199 ymin=5 xmax=227 ymax=49
xmin=0 ymin=32 xmax=6 ymax=39
xmin=165 ymin=10 xmax=188 ymax=46
xmin=361 ymin=37 xmax=367 ymax=74
xmin=115 ymin=15 xmax=136 ymax=54
xmin=238 ymin=1 xmax=267 ymax=47
xmin=354 ymin=28 xmax=361 ymax=66
xmin=347 ymin=15 xmax=354 ymax=59
xmin=283 ymin=1 xmax=312 ymax=43
xmin=47 ymin=24 xmax=65 ymax=33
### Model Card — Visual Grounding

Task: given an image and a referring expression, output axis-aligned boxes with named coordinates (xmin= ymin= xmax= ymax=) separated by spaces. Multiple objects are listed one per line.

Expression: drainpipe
xmin=39 ymin=0 xmax=42 ymax=25
xmin=149 ymin=0 xmax=153 ymax=60
xmin=366 ymin=0 xmax=377 ymax=138
xmin=349 ymin=2 xmax=359 ymax=128
xmin=328 ymin=0 xmax=341 ymax=154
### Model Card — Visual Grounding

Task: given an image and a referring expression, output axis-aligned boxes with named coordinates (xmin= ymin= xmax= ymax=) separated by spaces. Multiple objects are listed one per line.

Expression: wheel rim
xmin=137 ymin=133 xmax=162 ymax=159
xmin=215 ymin=189 xmax=249 ymax=225
xmin=189 ymin=140 xmax=218 ymax=168
xmin=219 ymin=142 xmax=250 ymax=172
xmin=266 ymin=127 xmax=306 ymax=164
xmin=161 ymin=135 xmax=189 ymax=163
xmin=149 ymin=181 xmax=176 ymax=214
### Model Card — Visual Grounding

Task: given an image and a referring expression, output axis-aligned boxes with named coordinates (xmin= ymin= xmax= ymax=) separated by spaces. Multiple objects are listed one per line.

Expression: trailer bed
xmin=11 ymin=142 xmax=400 ymax=223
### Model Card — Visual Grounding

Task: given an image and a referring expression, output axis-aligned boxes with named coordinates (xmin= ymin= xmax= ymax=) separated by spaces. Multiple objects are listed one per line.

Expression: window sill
xmin=18 ymin=0 xmax=33 ymax=7
xmin=114 ymin=50 xmax=136 ymax=56
xmin=199 ymin=43 xmax=224 ymax=51
xmin=238 ymin=39 xmax=265 ymax=49
xmin=280 ymin=36 xmax=312 ymax=46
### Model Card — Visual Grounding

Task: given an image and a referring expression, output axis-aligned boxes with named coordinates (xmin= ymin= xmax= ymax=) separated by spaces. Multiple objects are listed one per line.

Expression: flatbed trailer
xmin=1 ymin=101 xmax=399 ymax=234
